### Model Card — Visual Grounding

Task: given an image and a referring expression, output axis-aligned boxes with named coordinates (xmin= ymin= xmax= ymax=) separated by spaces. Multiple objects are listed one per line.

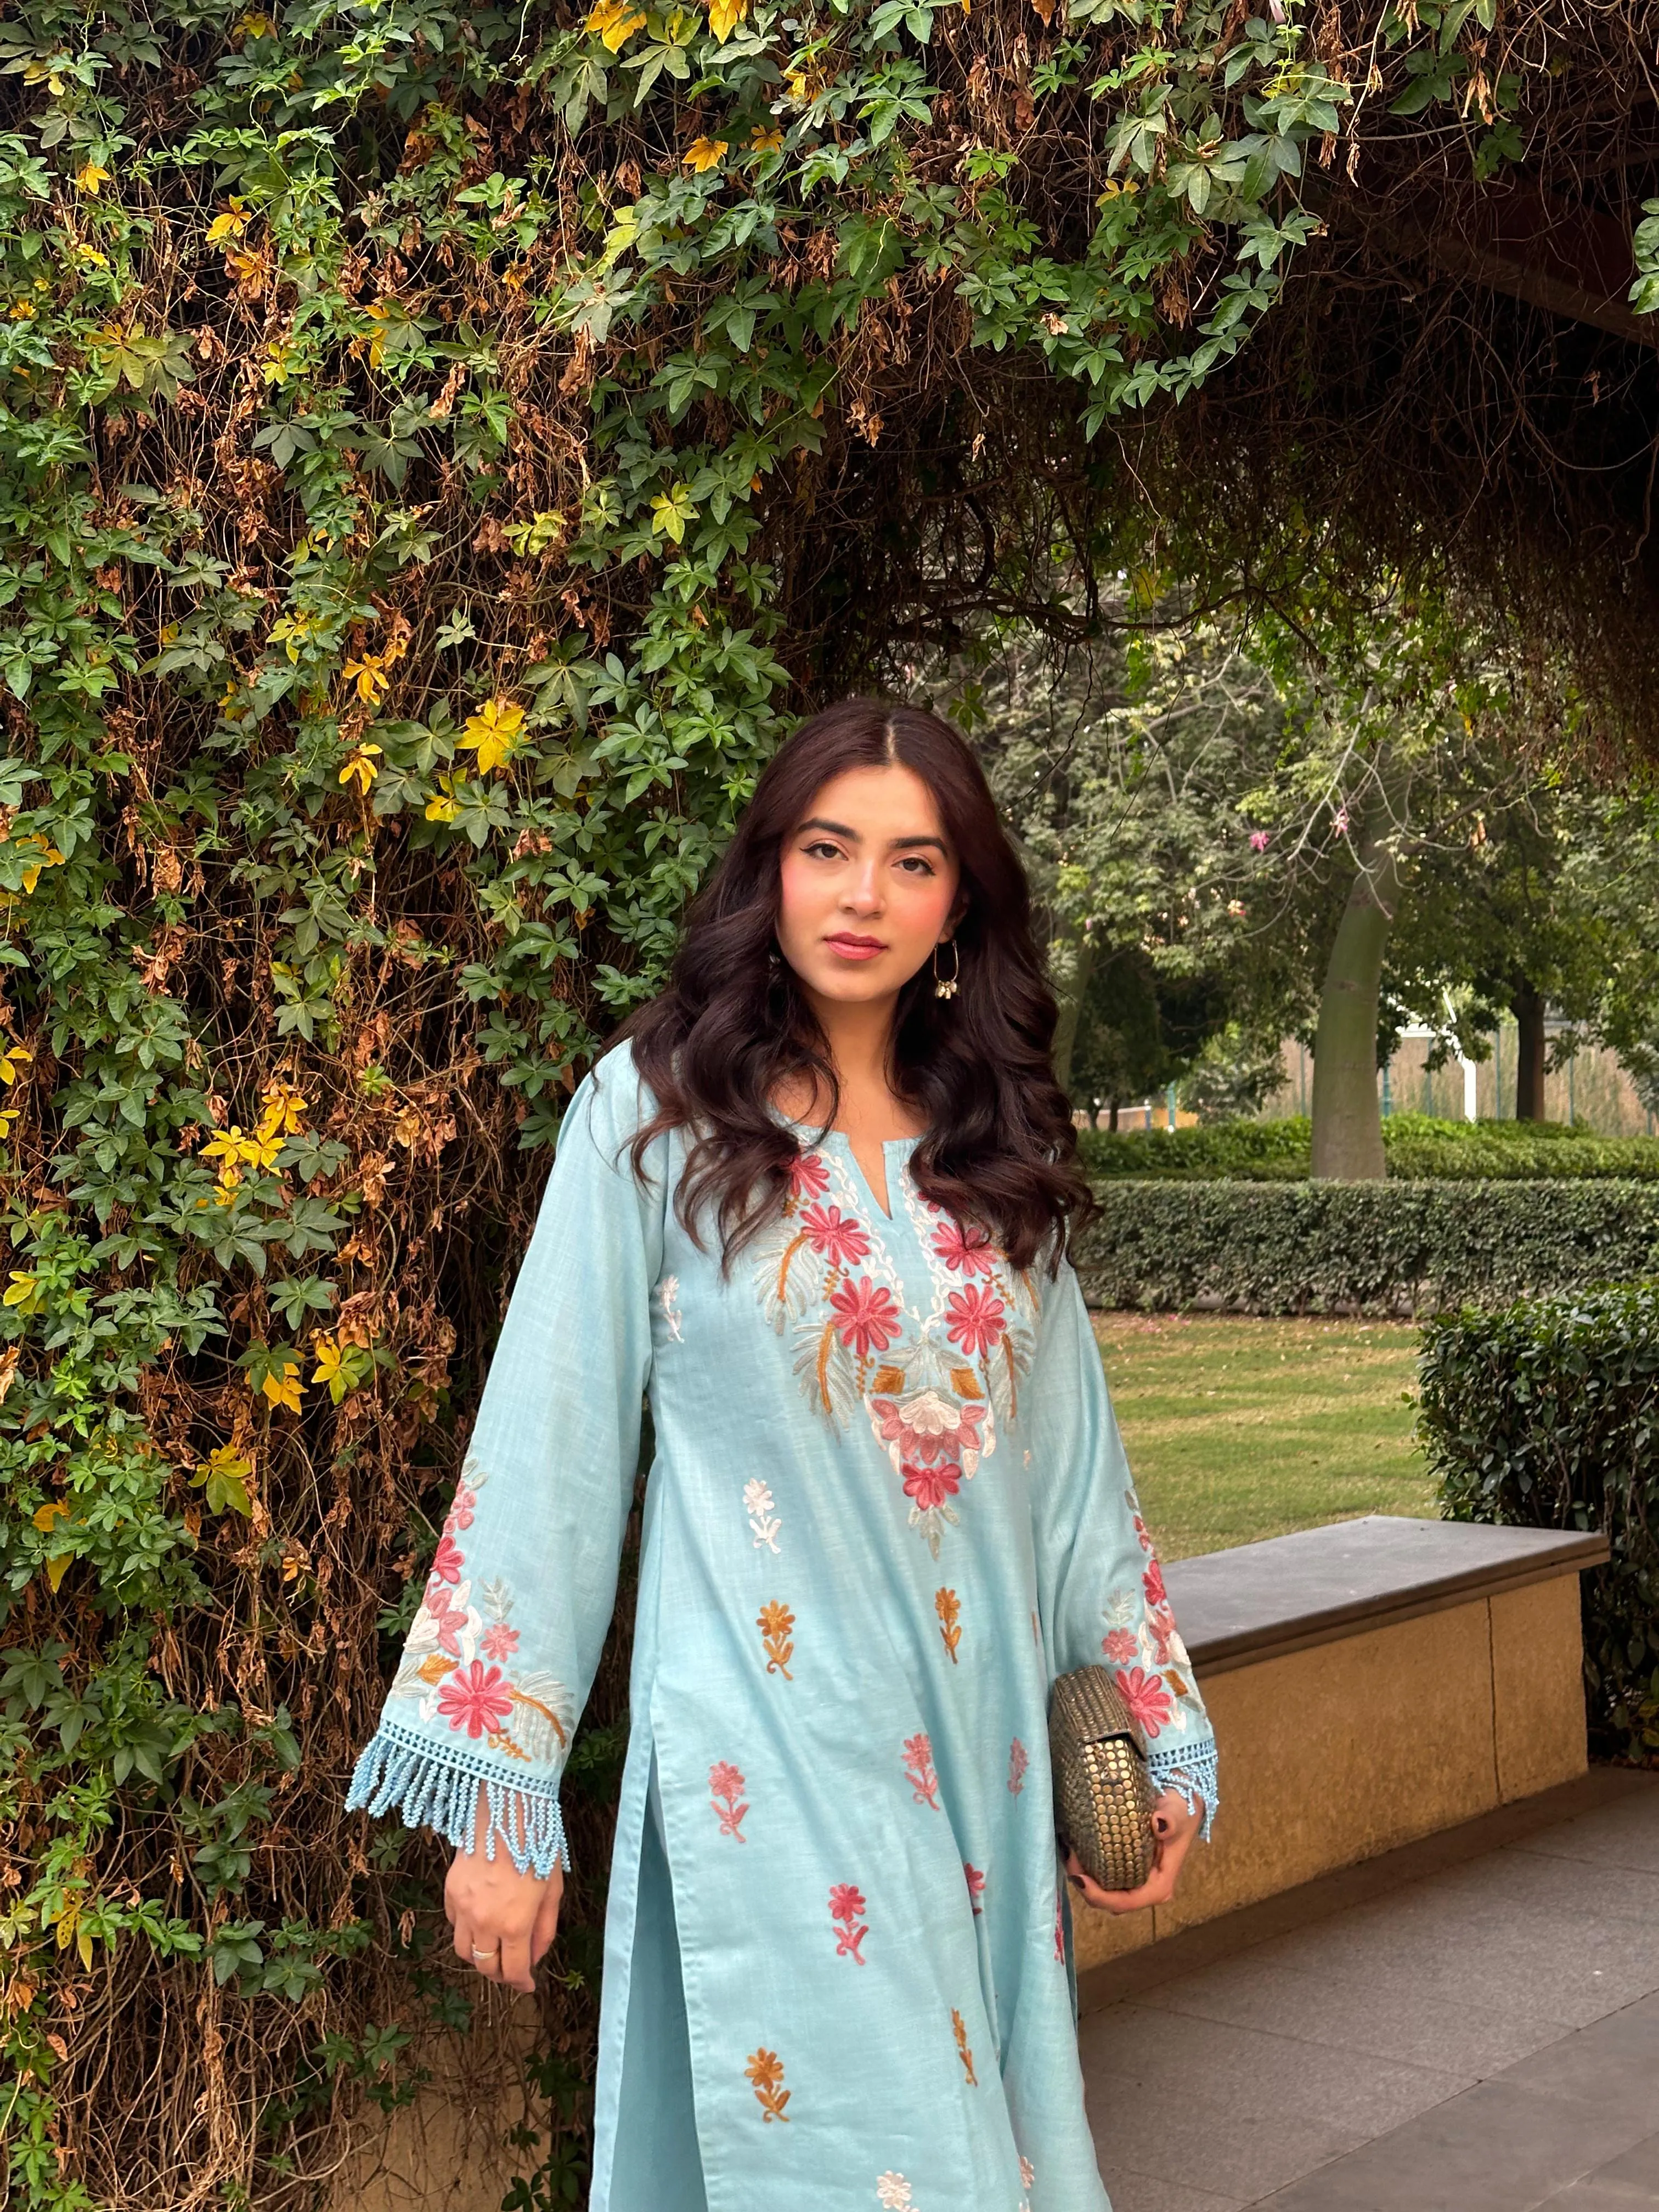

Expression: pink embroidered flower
xmin=945 ymin=1282 xmax=1006 ymax=1358
xmin=964 ymin=1862 xmax=986 ymax=1915
xmin=1143 ymin=1558 xmax=1167 ymax=1609
xmin=787 ymin=1150 xmax=831 ymax=1203
xmin=902 ymin=1731 xmax=940 ymax=1809
xmin=830 ymin=1275 xmax=902 ymax=1357
xmin=931 ymin=1217 xmax=998 ymax=1277
xmin=1114 ymin=1664 xmax=1175 ymax=1739
xmin=437 ymin=1660 xmax=514 ymax=1739
xmin=709 ymin=1760 xmax=749 ymax=1841
xmin=425 ymin=1587 xmax=470 ymax=1657
xmin=1102 ymin=1627 xmax=1138 ymax=1664
xmin=902 ymin=1460 xmax=962 ymax=1513
xmin=429 ymin=1532 xmax=466 ymax=1586
xmin=869 ymin=1390 xmax=986 ymax=1474
xmin=479 ymin=1621 xmax=520 ymax=1662
xmin=1147 ymin=1604 xmax=1186 ymax=1668
xmin=1053 ymin=1889 xmax=1066 ymax=1961
xmin=799 ymin=1202 xmax=870 ymax=1268
xmin=1132 ymin=1512 xmax=1155 ymax=1556
xmin=443 ymin=1484 xmax=477 ymax=1536
xmin=1008 ymin=1737 xmax=1029 ymax=1795
xmin=828 ymin=1883 xmax=869 ymax=1961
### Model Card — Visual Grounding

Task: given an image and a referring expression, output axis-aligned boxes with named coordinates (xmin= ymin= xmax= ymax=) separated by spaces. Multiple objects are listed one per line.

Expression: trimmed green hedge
xmin=1074 ymin=1179 xmax=1659 ymax=1316
xmin=1420 ymin=1285 xmax=1659 ymax=1762
xmin=1077 ymin=1114 xmax=1659 ymax=1182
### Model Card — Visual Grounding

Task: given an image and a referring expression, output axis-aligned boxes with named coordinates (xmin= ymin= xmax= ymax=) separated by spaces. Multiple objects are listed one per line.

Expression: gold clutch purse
xmin=1049 ymin=1664 xmax=1158 ymax=1892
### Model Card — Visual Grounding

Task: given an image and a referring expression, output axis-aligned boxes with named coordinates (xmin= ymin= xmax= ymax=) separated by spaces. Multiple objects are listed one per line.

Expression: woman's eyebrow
xmin=796 ymin=816 xmax=949 ymax=854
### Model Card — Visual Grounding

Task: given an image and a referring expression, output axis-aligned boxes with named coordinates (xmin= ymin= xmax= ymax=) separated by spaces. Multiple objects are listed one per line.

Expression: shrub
xmin=1419 ymin=1285 xmax=1659 ymax=1762
xmin=1077 ymin=1114 xmax=1659 ymax=1182
xmin=1073 ymin=1179 xmax=1659 ymax=1316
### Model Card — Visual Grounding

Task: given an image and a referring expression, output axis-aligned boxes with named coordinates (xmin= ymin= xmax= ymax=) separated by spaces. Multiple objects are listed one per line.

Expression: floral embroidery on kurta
xmin=876 ymin=2177 xmax=915 ymax=2211
xmin=750 ymin=1144 xmax=1039 ymax=1558
xmin=380 ymin=1458 xmax=574 ymax=1762
xmin=829 ymin=1882 xmax=869 ymax=1962
xmin=758 ymin=1600 xmax=795 ymax=1678
xmin=709 ymin=1761 xmax=748 ymax=1840
xmin=964 ymin=1861 xmax=986 ymax=1915
xmin=935 ymin=1586 xmax=961 ymax=1662
xmin=1008 ymin=1737 xmax=1029 ymax=1795
xmin=952 ymin=2008 xmax=978 ymax=2086
xmin=902 ymin=1731 xmax=940 ymax=1808
xmin=745 ymin=2047 xmax=791 ymax=2122
xmin=743 ymin=1478 xmax=781 ymax=1553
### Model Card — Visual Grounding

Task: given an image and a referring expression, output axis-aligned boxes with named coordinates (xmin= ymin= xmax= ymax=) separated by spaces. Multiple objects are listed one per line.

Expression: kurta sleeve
xmin=1026 ymin=1254 xmax=1220 ymax=1836
xmin=344 ymin=1041 xmax=665 ymax=1878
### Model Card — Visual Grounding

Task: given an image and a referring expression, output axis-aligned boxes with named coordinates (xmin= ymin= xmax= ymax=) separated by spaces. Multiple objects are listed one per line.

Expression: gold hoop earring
xmin=933 ymin=938 xmax=960 ymax=1000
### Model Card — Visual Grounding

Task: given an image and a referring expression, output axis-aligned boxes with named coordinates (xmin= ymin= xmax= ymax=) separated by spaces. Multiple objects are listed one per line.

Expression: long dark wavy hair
xmin=603 ymin=696 xmax=1095 ymax=1273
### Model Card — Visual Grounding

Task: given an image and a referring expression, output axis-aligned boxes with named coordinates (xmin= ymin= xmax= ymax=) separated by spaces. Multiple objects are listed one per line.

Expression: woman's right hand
xmin=444 ymin=1797 xmax=564 ymax=1994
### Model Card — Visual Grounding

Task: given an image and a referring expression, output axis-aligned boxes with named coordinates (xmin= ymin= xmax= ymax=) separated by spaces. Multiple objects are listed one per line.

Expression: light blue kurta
xmin=347 ymin=1039 xmax=1218 ymax=2212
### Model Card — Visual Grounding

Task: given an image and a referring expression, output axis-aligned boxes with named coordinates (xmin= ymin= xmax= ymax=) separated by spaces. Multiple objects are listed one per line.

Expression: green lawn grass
xmin=1092 ymin=1313 xmax=1434 ymax=1561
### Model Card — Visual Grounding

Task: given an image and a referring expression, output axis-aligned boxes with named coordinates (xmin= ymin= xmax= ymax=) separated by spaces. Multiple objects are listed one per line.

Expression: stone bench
xmin=1073 ymin=1514 xmax=1611 ymax=1976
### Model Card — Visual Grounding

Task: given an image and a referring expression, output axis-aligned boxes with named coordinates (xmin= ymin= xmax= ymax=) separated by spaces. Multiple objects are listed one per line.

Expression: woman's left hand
xmin=1065 ymin=1787 xmax=1204 ymax=1915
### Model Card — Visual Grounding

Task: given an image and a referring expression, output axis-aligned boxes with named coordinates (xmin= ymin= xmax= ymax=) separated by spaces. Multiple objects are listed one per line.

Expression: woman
xmin=347 ymin=698 xmax=1218 ymax=2211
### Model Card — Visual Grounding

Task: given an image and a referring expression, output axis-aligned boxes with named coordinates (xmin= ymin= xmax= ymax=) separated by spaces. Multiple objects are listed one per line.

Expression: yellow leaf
xmin=207 ymin=202 xmax=250 ymax=244
xmin=75 ymin=162 xmax=112 ymax=196
xmin=424 ymin=785 xmax=459 ymax=823
xmin=32 ymin=1500 xmax=70 ymax=1532
xmin=750 ymin=125 xmax=784 ymax=153
xmin=458 ymin=698 xmax=526 ymax=776
xmin=586 ymin=0 xmax=646 ymax=46
xmin=684 ymin=136 xmax=729 ymax=173
xmin=343 ymin=653 xmax=391 ymax=705
xmin=261 ymin=1360 xmax=303 ymax=1414
xmin=3 ymin=1272 xmax=38 ymax=1310
xmin=707 ymin=0 xmax=746 ymax=36
xmin=338 ymin=744 xmax=382 ymax=794
xmin=0 ymin=1044 xmax=32 ymax=1086
xmin=46 ymin=1551 xmax=73 ymax=1593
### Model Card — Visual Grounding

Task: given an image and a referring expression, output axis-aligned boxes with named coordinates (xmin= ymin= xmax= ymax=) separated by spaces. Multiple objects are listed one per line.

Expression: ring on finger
xmin=470 ymin=1943 xmax=500 ymax=1960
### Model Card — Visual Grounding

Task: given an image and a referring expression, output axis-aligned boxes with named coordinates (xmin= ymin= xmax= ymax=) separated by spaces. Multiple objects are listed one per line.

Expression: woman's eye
xmin=803 ymin=839 xmax=843 ymax=861
xmin=898 ymin=856 xmax=936 ymax=877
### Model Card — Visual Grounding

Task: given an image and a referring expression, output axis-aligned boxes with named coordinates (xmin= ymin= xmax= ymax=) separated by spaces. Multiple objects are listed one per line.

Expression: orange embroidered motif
xmin=758 ymin=1600 xmax=795 ymax=1678
xmin=935 ymin=1586 xmax=961 ymax=1663
xmin=745 ymin=2046 xmax=791 ymax=2121
xmin=952 ymin=2007 xmax=978 ymax=2086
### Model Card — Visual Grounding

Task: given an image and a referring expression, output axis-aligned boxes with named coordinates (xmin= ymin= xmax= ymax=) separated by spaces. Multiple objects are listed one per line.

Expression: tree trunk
xmin=1513 ymin=980 xmax=1547 ymax=1120
xmin=1049 ymin=927 xmax=1094 ymax=1098
xmin=1310 ymin=827 xmax=1403 ymax=1181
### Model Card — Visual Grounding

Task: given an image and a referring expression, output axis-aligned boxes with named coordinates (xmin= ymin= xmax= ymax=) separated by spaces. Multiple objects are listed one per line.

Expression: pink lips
xmin=825 ymin=934 xmax=886 ymax=961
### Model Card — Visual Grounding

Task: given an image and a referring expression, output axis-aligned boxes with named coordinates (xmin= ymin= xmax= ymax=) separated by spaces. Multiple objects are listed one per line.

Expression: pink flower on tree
xmin=945 ymin=1283 xmax=1007 ymax=1359
xmin=828 ymin=1883 xmax=868 ymax=1962
xmin=1143 ymin=1558 xmax=1167 ymax=1609
xmin=429 ymin=1532 xmax=466 ymax=1586
xmin=964 ymin=1863 xmax=986 ymax=1916
xmin=799 ymin=1203 xmax=870 ymax=1268
xmin=1113 ymin=1666 xmax=1176 ymax=1740
xmin=437 ymin=1660 xmax=514 ymax=1740
xmin=1102 ymin=1627 xmax=1139 ymax=1665
xmin=902 ymin=1461 xmax=962 ymax=1513
xmin=830 ymin=1276 xmax=902 ymax=1357
xmin=902 ymin=1731 xmax=940 ymax=1809
xmin=787 ymin=1150 xmax=831 ymax=1203
xmin=479 ymin=1621 xmax=520 ymax=1663
xmin=708 ymin=1760 xmax=749 ymax=1841
xmin=1249 ymin=829 xmax=1271 ymax=852
xmin=931 ymin=1218 xmax=998 ymax=1276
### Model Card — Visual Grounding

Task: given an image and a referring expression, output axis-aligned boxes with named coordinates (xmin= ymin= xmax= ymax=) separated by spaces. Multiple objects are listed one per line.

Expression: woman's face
xmin=776 ymin=764 xmax=964 ymax=1009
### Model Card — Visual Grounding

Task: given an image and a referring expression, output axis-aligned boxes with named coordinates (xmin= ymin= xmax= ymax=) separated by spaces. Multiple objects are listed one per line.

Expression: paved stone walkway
xmin=1080 ymin=1768 xmax=1659 ymax=2211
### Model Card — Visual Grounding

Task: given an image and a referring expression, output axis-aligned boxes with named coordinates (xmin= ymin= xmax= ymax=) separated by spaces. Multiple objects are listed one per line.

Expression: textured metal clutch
xmin=1049 ymin=1664 xmax=1158 ymax=1893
